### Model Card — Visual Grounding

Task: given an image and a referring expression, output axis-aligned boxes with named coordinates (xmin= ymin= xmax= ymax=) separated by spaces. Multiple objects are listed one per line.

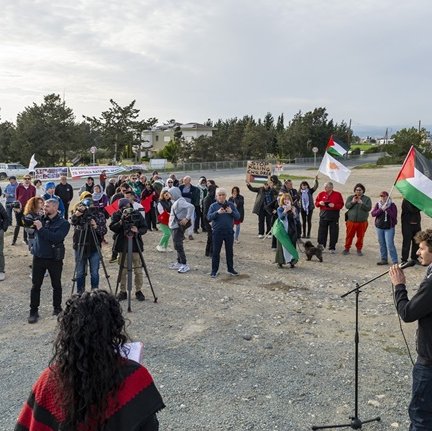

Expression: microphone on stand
xmin=341 ymin=259 xmax=417 ymax=298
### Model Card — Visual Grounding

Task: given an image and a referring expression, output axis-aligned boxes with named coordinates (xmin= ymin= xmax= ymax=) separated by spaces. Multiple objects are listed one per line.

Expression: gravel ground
xmin=1 ymin=166 xmax=431 ymax=430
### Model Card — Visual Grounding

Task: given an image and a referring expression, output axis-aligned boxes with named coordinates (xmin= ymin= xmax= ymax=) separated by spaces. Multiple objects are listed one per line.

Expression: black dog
xmin=304 ymin=241 xmax=323 ymax=262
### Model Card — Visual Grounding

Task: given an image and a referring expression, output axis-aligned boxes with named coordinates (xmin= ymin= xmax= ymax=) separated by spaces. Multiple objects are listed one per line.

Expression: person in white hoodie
xmin=168 ymin=187 xmax=194 ymax=273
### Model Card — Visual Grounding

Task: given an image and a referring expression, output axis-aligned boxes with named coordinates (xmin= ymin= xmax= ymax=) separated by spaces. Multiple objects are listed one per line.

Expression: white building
xmin=141 ymin=121 xmax=215 ymax=156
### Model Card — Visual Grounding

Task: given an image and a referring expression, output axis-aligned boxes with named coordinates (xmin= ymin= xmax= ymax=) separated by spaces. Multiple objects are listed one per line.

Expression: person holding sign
xmin=246 ymin=181 xmax=277 ymax=238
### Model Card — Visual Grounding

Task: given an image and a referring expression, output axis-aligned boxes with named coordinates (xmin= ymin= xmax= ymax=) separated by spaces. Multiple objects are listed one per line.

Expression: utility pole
xmin=348 ymin=118 xmax=352 ymax=146
xmin=419 ymin=120 xmax=422 ymax=132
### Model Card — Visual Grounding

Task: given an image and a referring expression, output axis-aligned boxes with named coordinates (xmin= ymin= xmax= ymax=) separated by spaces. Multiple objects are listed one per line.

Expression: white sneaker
xmin=258 ymin=234 xmax=264 ymax=239
xmin=156 ymin=245 xmax=166 ymax=252
xmin=166 ymin=247 xmax=173 ymax=252
xmin=0 ymin=272 xmax=5 ymax=281
xmin=178 ymin=264 xmax=190 ymax=273
xmin=169 ymin=262 xmax=182 ymax=270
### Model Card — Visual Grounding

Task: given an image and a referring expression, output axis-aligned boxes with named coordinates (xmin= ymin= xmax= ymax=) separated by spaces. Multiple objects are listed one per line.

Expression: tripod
xmin=311 ymin=274 xmax=385 ymax=430
xmin=71 ymin=220 xmax=112 ymax=295
xmin=115 ymin=230 xmax=157 ymax=312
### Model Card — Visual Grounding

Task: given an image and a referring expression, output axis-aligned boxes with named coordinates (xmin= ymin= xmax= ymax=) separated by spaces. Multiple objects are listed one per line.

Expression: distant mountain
xmin=352 ymin=124 xmax=432 ymax=139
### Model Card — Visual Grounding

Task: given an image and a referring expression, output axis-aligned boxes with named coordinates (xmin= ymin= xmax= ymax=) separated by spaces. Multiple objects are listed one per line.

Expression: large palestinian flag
xmin=395 ymin=146 xmax=432 ymax=217
xmin=326 ymin=135 xmax=347 ymax=157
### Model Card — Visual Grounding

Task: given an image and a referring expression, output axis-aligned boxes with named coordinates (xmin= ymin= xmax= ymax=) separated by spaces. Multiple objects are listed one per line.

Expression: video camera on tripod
xmin=121 ymin=207 xmax=144 ymax=234
xmin=75 ymin=198 xmax=97 ymax=227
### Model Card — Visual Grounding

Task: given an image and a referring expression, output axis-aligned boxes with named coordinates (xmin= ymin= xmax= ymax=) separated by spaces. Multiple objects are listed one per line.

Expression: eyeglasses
xmin=24 ymin=177 xmax=31 ymax=180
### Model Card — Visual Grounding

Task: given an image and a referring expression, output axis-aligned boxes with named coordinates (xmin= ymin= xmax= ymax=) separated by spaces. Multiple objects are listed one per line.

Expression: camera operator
xmin=71 ymin=198 xmax=107 ymax=294
xmin=28 ymin=198 xmax=70 ymax=324
xmin=109 ymin=198 xmax=147 ymax=302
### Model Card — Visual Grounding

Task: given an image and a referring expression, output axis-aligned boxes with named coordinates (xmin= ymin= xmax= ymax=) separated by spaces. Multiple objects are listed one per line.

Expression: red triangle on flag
xmin=104 ymin=199 xmax=119 ymax=217
xmin=396 ymin=146 xmax=415 ymax=182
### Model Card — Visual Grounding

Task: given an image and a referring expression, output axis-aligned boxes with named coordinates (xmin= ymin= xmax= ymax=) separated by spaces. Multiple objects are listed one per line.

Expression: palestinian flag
xmin=326 ymin=135 xmax=347 ymax=157
xmin=272 ymin=219 xmax=299 ymax=262
xmin=395 ymin=146 xmax=432 ymax=217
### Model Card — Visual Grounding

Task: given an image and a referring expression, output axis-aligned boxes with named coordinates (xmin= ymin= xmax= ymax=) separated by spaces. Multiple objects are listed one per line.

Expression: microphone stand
xmin=311 ymin=266 xmax=401 ymax=430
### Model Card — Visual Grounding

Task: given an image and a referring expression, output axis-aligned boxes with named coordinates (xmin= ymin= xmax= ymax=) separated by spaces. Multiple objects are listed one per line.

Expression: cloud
xmin=0 ymin=0 xmax=431 ymax=128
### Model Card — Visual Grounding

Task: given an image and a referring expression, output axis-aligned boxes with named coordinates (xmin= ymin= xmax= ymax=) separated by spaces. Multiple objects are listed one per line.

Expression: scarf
xmin=378 ymin=197 xmax=392 ymax=223
xmin=301 ymin=189 xmax=310 ymax=215
xmin=15 ymin=359 xmax=165 ymax=431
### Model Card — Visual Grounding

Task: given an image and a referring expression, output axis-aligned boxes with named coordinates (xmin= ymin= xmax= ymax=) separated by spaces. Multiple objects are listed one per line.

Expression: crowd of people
xmin=0 ymin=171 xmax=425 ymax=308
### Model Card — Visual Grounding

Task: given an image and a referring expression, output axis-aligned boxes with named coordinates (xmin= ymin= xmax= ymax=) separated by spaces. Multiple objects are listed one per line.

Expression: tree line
xmin=0 ymin=93 xmax=428 ymax=166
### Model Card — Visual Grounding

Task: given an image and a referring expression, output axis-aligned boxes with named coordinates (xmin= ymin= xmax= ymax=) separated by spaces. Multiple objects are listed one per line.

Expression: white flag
xmin=319 ymin=152 xmax=351 ymax=184
xmin=28 ymin=154 xmax=38 ymax=172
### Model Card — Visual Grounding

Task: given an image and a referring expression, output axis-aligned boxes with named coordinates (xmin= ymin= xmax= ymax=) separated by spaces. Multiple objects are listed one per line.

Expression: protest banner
xmin=246 ymin=161 xmax=272 ymax=183
xmin=69 ymin=165 xmax=126 ymax=178
xmin=34 ymin=167 xmax=69 ymax=180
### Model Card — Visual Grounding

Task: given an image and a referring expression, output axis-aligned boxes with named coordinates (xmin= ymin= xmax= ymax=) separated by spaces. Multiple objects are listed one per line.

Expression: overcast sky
xmin=1 ymin=0 xmax=431 ymax=133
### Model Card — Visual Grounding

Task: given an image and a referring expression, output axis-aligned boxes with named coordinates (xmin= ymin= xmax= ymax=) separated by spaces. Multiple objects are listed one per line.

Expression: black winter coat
xmin=109 ymin=209 xmax=147 ymax=253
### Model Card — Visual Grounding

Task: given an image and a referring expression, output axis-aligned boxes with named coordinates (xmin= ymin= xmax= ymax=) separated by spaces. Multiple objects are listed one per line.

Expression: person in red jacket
xmin=315 ymin=181 xmax=344 ymax=253
xmin=14 ymin=175 xmax=36 ymax=245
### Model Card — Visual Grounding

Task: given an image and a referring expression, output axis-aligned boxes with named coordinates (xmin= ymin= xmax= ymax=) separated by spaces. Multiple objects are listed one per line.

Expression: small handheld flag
xmin=326 ymin=135 xmax=347 ymax=158
xmin=319 ymin=152 xmax=351 ymax=184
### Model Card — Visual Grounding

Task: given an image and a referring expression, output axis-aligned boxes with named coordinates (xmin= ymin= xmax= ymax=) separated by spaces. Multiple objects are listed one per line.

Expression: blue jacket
xmin=32 ymin=214 xmax=70 ymax=259
xmin=207 ymin=201 xmax=240 ymax=232
xmin=4 ymin=183 xmax=18 ymax=204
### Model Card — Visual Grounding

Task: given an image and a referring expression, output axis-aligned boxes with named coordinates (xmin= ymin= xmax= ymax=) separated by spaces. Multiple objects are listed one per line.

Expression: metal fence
xmin=170 ymin=153 xmax=387 ymax=172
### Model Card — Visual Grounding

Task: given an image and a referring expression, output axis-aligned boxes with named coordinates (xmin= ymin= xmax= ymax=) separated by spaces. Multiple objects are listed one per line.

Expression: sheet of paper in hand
xmin=120 ymin=341 xmax=144 ymax=363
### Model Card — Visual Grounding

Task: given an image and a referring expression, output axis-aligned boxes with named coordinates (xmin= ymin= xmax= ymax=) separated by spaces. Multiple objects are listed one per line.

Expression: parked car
xmin=0 ymin=163 xmax=30 ymax=180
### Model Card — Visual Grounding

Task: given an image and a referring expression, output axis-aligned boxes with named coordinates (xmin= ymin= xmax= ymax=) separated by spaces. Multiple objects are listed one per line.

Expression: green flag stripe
xmin=271 ymin=219 xmax=299 ymax=260
xmin=395 ymin=179 xmax=432 ymax=218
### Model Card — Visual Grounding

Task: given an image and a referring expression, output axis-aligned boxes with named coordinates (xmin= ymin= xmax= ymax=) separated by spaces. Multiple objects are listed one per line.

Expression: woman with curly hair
xmin=23 ymin=197 xmax=44 ymax=253
xmin=15 ymin=290 xmax=165 ymax=431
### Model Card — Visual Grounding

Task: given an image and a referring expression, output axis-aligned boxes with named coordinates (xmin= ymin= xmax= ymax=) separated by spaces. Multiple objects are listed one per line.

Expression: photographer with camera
xmin=71 ymin=197 xmax=108 ymax=294
xmin=28 ymin=199 xmax=71 ymax=324
xmin=109 ymin=198 xmax=148 ymax=302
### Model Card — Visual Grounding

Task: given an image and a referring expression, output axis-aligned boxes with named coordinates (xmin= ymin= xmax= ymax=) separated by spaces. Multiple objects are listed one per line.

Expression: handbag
xmin=173 ymin=209 xmax=191 ymax=232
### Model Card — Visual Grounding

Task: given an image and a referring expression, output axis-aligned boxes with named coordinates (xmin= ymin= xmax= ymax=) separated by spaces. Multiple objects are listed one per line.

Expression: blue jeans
xmin=234 ymin=224 xmax=241 ymax=241
xmin=212 ymin=230 xmax=235 ymax=274
xmin=409 ymin=363 xmax=432 ymax=430
xmin=375 ymin=227 xmax=398 ymax=263
xmin=74 ymin=250 xmax=100 ymax=293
